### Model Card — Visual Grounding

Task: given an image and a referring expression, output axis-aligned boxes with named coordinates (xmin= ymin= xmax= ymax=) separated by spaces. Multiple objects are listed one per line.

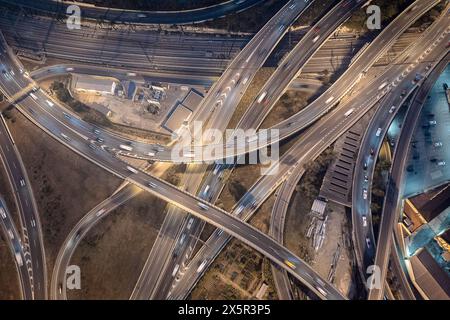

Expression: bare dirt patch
xmin=67 ymin=190 xmax=167 ymax=299
xmin=0 ymin=234 xmax=20 ymax=299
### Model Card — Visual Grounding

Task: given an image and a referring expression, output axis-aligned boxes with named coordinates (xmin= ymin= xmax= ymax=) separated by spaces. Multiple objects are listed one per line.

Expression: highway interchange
xmin=0 ymin=0 xmax=449 ymax=301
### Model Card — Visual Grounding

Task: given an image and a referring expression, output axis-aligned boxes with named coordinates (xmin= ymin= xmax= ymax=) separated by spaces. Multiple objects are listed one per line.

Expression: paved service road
xmin=0 ymin=0 xmax=264 ymax=25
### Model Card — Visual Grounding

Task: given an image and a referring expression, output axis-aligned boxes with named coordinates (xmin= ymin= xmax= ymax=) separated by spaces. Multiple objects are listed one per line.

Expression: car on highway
xmin=198 ymin=202 xmax=209 ymax=211
xmin=365 ymin=237 xmax=371 ymax=248
xmin=389 ymin=105 xmax=396 ymax=113
xmin=61 ymin=132 xmax=70 ymax=141
xmin=186 ymin=218 xmax=194 ymax=230
xmin=46 ymin=100 xmax=54 ymax=107
xmin=0 ymin=208 xmax=6 ymax=219
xmin=314 ymin=284 xmax=328 ymax=297
xmin=363 ymin=188 xmax=368 ymax=200
xmin=19 ymin=179 xmax=26 ymax=187
xmin=284 ymin=259 xmax=296 ymax=269
xmin=312 ymin=35 xmax=320 ymax=43
xmin=375 ymin=128 xmax=382 ymax=137
xmin=364 ymin=175 xmax=368 ymax=182
xmin=362 ymin=215 xmax=367 ymax=227
xmin=437 ymin=160 xmax=446 ymax=167
xmin=203 ymin=185 xmax=210 ymax=196
xmin=179 ymin=233 xmax=186 ymax=245
xmin=363 ymin=162 xmax=368 ymax=170
xmin=434 ymin=141 xmax=443 ymax=148
xmin=429 ymin=120 xmax=437 ymax=126
xmin=370 ymin=148 xmax=375 ymax=157
xmin=148 ymin=182 xmax=157 ymax=189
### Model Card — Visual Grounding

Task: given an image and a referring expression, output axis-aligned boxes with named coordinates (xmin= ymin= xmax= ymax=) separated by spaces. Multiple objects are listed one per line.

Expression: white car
xmin=434 ymin=142 xmax=443 ymax=148
xmin=389 ymin=106 xmax=396 ymax=113
xmin=437 ymin=161 xmax=446 ymax=167
xmin=363 ymin=188 xmax=368 ymax=200
xmin=362 ymin=215 xmax=367 ymax=227
xmin=0 ymin=208 xmax=6 ymax=219
xmin=365 ymin=237 xmax=371 ymax=248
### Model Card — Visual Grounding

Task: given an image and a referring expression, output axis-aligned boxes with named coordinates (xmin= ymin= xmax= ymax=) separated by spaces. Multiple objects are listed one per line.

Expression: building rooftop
xmin=72 ymin=74 xmax=117 ymax=95
xmin=163 ymin=102 xmax=192 ymax=133
xmin=409 ymin=183 xmax=450 ymax=222
xmin=409 ymin=248 xmax=450 ymax=300
xmin=181 ymin=89 xmax=203 ymax=112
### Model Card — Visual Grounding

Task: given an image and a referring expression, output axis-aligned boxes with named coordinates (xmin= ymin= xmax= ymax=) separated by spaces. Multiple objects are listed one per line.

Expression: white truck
xmin=257 ymin=91 xmax=267 ymax=104
xmin=126 ymin=166 xmax=138 ymax=174
xmin=344 ymin=108 xmax=355 ymax=117
xmin=119 ymin=144 xmax=133 ymax=151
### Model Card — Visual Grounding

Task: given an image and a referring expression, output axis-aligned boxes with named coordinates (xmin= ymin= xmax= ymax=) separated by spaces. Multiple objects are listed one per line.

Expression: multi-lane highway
xmin=0 ymin=196 xmax=32 ymax=299
xmin=131 ymin=0 xmax=314 ymax=300
xmin=164 ymin=0 xmax=363 ymax=300
xmin=166 ymin=11 xmax=450 ymax=299
xmin=0 ymin=109 xmax=46 ymax=299
xmin=0 ymin=0 xmax=265 ymax=25
xmin=0 ymin=27 xmax=347 ymax=300
xmin=0 ymin=0 xmax=448 ymax=301
xmin=368 ymin=49 xmax=450 ymax=300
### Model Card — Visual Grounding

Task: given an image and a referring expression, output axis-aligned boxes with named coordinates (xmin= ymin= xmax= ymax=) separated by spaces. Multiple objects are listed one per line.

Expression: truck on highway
xmin=257 ymin=91 xmax=267 ymax=104
xmin=148 ymin=181 xmax=157 ymax=189
xmin=119 ymin=144 xmax=133 ymax=151
xmin=30 ymin=92 xmax=37 ymax=100
xmin=96 ymin=208 xmax=106 ymax=217
xmin=344 ymin=108 xmax=355 ymax=117
xmin=172 ymin=264 xmax=180 ymax=277
xmin=203 ymin=185 xmax=210 ymax=196
xmin=15 ymin=252 xmax=23 ymax=267
xmin=126 ymin=166 xmax=138 ymax=174
xmin=197 ymin=259 xmax=208 ymax=273
xmin=325 ymin=96 xmax=334 ymax=104
xmin=378 ymin=82 xmax=388 ymax=91
xmin=0 ymin=208 xmax=6 ymax=219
